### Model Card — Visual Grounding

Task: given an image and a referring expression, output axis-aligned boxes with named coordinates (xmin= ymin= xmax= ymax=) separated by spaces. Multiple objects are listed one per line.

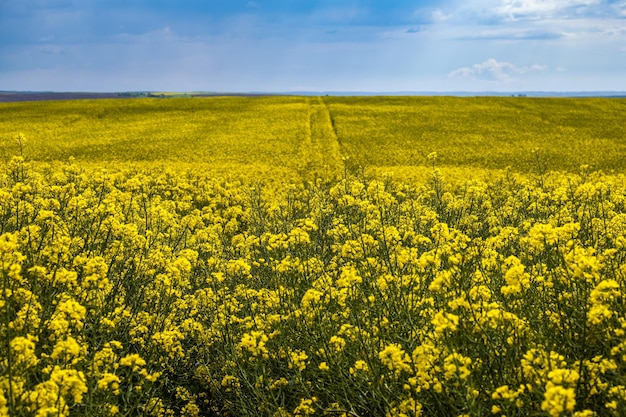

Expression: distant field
xmin=1 ymin=96 xmax=343 ymax=184
xmin=2 ymin=96 xmax=625 ymax=182
xmin=0 ymin=91 xmax=131 ymax=102
xmin=325 ymin=96 xmax=626 ymax=174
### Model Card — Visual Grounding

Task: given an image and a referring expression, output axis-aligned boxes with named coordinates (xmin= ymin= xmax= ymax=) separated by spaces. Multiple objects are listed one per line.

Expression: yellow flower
xmin=181 ymin=402 xmax=201 ymax=417
xmin=221 ymin=375 xmax=240 ymax=390
xmin=547 ymin=369 xmax=579 ymax=386
xmin=587 ymin=304 xmax=612 ymax=325
xmin=238 ymin=330 xmax=270 ymax=359
xmin=501 ymin=256 xmax=530 ymax=295
xmin=97 ymin=373 xmax=121 ymax=395
xmin=350 ymin=359 xmax=370 ymax=376
xmin=329 ymin=335 xmax=346 ymax=352
xmin=92 ymin=341 xmax=122 ymax=376
xmin=0 ymin=390 xmax=9 ymax=416
xmin=431 ymin=311 xmax=459 ymax=333
xmin=293 ymin=398 xmax=317 ymax=416
xmin=270 ymin=377 xmax=290 ymax=390
xmin=428 ymin=270 xmax=451 ymax=292
xmin=336 ymin=265 xmax=362 ymax=288
xmin=289 ymin=350 xmax=309 ymax=371
xmin=226 ymin=258 xmax=252 ymax=277
xmin=152 ymin=329 xmax=185 ymax=360
xmin=51 ymin=336 xmax=86 ymax=364
xmin=301 ymin=288 xmax=324 ymax=310
xmin=379 ymin=344 xmax=412 ymax=374
xmin=443 ymin=353 xmax=472 ymax=381
xmin=48 ymin=297 xmax=87 ymax=336
xmin=9 ymin=335 xmax=39 ymax=368
xmin=541 ymin=385 xmax=576 ymax=417
xmin=387 ymin=396 xmax=422 ymax=417
xmin=120 ymin=353 xmax=146 ymax=372
xmin=142 ymin=397 xmax=166 ymax=416
xmin=23 ymin=380 xmax=67 ymax=417
xmin=588 ymin=279 xmax=620 ymax=325
xmin=50 ymin=366 xmax=88 ymax=404
xmin=527 ymin=223 xmax=558 ymax=250
xmin=491 ymin=385 xmax=520 ymax=401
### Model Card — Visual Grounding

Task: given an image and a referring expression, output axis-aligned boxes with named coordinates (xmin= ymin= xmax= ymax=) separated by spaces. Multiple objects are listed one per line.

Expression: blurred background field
xmin=2 ymin=96 xmax=625 ymax=183
xmin=325 ymin=96 xmax=626 ymax=174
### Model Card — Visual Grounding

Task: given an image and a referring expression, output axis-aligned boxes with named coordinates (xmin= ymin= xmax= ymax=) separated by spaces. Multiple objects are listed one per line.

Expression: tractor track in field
xmin=318 ymin=96 xmax=340 ymax=146
xmin=299 ymin=97 xmax=344 ymax=181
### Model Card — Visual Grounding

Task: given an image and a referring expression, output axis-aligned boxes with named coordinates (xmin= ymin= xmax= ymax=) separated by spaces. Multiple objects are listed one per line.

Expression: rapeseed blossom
xmin=238 ymin=331 xmax=270 ymax=359
xmin=50 ymin=336 xmax=86 ymax=364
xmin=120 ymin=354 xmax=146 ymax=372
xmin=97 ymin=373 xmax=121 ymax=395
xmin=431 ymin=311 xmax=459 ymax=333
xmin=379 ymin=344 xmax=412 ymax=375
xmin=293 ymin=398 xmax=317 ymax=416
xmin=542 ymin=385 xmax=576 ymax=417
xmin=9 ymin=336 xmax=39 ymax=369
xmin=349 ymin=360 xmax=369 ymax=376
xmin=443 ymin=353 xmax=472 ymax=381
xmin=289 ymin=350 xmax=309 ymax=371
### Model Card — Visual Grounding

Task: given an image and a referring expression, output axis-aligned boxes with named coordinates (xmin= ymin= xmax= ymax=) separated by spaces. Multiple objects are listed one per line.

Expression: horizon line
xmin=2 ymin=90 xmax=626 ymax=99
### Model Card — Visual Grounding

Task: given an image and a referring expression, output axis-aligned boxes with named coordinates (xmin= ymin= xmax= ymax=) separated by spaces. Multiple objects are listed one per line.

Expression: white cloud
xmin=431 ymin=9 xmax=451 ymax=22
xmin=429 ymin=0 xmax=625 ymax=45
xmin=495 ymin=0 xmax=601 ymax=20
xmin=449 ymin=58 xmax=547 ymax=81
xmin=113 ymin=26 xmax=189 ymax=45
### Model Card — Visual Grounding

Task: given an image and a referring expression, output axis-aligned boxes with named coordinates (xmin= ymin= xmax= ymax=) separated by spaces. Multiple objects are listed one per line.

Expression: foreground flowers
xmin=2 ymin=157 xmax=626 ymax=416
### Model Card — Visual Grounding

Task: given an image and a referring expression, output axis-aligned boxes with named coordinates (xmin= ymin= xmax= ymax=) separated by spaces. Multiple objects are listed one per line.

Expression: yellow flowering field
xmin=2 ymin=96 xmax=626 ymax=416
xmin=325 ymin=96 xmax=626 ymax=176
xmin=0 ymin=97 xmax=342 ymax=184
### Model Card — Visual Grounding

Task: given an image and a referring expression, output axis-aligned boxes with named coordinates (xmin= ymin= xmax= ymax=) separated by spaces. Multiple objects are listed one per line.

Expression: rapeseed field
xmin=2 ymin=96 xmax=626 ymax=416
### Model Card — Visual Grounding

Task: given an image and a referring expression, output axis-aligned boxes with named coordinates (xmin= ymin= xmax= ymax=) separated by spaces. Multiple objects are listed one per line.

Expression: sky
xmin=1 ymin=0 xmax=625 ymax=92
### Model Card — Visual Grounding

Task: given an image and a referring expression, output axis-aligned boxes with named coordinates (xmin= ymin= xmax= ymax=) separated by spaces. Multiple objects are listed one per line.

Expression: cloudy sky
xmin=1 ymin=0 xmax=625 ymax=92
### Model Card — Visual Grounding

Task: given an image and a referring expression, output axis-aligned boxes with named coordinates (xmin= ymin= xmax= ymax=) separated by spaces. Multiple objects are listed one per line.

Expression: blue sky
xmin=1 ymin=0 xmax=625 ymax=92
